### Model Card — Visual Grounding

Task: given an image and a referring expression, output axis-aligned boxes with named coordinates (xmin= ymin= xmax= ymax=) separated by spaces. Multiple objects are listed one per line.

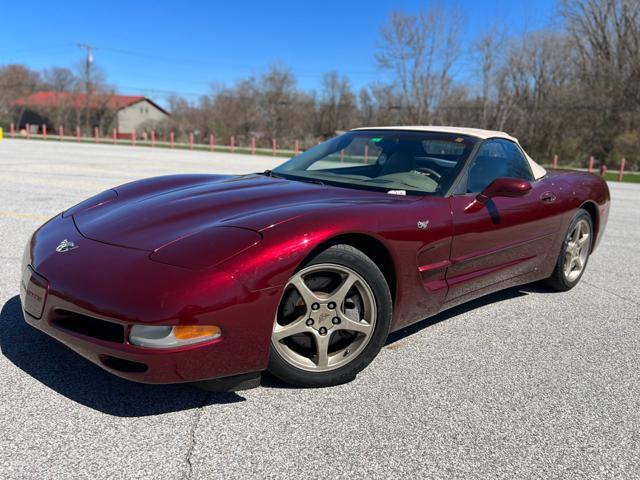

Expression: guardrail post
xmin=42 ymin=124 xmax=47 ymax=141
xmin=170 ymin=131 xmax=175 ymax=148
xmin=76 ymin=126 xmax=80 ymax=142
xmin=189 ymin=132 xmax=193 ymax=150
xmin=272 ymin=138 xmax=276 ymax=156
xmin=230 ymin=135 xmax=235 ymax=153
xmin=113 ymin=128 xmax=117 ymax=144
xmin=294 ymin=139 xmax=299 ymax=156
xmin=600 ymin=164 xmax=607 ymax=177
xmin=552 ymin=154 xmax=558 ymax=168
xmin=151 ymin=130 xmax=156 ymax=147
xmin=26 ymin=123 xmax=30 ymax=139
xmin=364 ymin=145 xmax=369 ymax=164
xmin=209 ymin=133 xmax=214 ymax=151
xmin=340 ymin=149 xmax=345 ymax=162
xmin=132 ymin=130 xmax=137 ymax=146
xmin=59 ymin=125 xmax=64 ymax=141
xmin=619 ymin=158 xmax=626 ymax=181
xmin=588 ymin=155 xmax=594 ymax=173
xmin=94 ymin=127 xmax=99 ymax=143
xmin=251 ymin=136 xmax=256 ymax=155
xmin=10 ymin=123 xmax=14 ymax=138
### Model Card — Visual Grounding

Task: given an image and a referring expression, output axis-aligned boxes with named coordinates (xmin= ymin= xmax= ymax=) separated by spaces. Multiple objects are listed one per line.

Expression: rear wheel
xmin=268 ymin=244 xmax=392 ymax=387
xmin=545 ymin=209 xmax=593 ymax=291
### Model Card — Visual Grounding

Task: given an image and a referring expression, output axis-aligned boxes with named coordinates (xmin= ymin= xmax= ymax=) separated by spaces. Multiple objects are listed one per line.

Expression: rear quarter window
xmin=422 ymin=139 xmax=466 ymax=156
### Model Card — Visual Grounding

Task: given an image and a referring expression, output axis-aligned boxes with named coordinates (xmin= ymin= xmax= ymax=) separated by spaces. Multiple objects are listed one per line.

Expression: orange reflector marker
xmin=173 ymin=325 xmax=221 ymax=340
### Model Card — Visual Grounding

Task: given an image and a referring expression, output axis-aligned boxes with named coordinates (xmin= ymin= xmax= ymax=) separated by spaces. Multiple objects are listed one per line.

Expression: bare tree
xmin=208 ymin=77 xmax=261 ymax=142
xmin=41 ymin=67 xmax=78 ymax=92
xmin=259 ymin=64 xmax=298 ymax=142
xmin=561 ymin=0 xmax=640 ymax=162
xmin=375 ymin=4 xmax=464 ymax=124
xmin=358 ymin=88 xmax=375 ymax=126
xmin=561 ymin=0 xmax=640 ymax=103
xmin=317 ymin=72 xmax=356 ymax=136
xmin=472 ymin=29 xmax=506 ymax=128
xmin=503 ymin=31 xmax=574 ymax=158
xmin=0 ymin=64 xmax=40 ymax=126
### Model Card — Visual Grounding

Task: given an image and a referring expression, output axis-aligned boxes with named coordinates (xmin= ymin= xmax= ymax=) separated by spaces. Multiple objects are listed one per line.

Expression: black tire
xmin=545 ymin=209 xmax=593 ymax=291
xmin=268 ymin=244 xmax=392 ymax=387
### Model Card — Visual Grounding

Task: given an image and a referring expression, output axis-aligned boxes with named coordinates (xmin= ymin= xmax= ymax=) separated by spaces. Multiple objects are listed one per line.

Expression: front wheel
xmin=268 ymin=244 xmax=392 ymax=387
xmin=545 ymin=209 xmax=593 ymax=291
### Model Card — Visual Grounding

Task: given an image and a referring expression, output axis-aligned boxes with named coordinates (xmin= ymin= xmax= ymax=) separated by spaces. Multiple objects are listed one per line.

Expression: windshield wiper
xmin=264 ymin=170 xmax=325 ymax=186
xmin=262 ymin=169 xmax=283 ymax=178
xmin=297 ymin=178 xmax=325 ymax=186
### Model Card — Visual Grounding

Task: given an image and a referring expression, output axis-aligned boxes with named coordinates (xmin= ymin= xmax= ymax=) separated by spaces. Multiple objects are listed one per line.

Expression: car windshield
xmin=272 ymin=130 xmax=477 ymax=196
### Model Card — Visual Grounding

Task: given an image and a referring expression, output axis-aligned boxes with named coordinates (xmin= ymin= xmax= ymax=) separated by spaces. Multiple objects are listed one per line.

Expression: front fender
xmin=217 ymin=204 xmax=392 ymax=291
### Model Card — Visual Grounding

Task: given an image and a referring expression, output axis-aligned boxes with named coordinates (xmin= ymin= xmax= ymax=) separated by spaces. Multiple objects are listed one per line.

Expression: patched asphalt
xmin=1 ymin=139 xmax=638 ymax=479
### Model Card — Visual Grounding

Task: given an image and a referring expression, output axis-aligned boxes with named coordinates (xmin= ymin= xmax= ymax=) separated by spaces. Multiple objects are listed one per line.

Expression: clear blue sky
xmin=0 ymin=0 xmax=559 ymax=106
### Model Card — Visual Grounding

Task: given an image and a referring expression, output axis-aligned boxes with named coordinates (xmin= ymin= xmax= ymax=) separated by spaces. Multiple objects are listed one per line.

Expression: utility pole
xmin=77 ymin=43 xmax=95 ymax=131
xmin=77 ymin=43 xmax=94 ymax=93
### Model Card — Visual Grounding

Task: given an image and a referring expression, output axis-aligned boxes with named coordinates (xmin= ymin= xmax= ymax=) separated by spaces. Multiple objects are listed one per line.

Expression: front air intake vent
xmin=100 ymin=355 xmax=148 ymax=373
xmin=53 ymin=311 xmax=125 ymax=343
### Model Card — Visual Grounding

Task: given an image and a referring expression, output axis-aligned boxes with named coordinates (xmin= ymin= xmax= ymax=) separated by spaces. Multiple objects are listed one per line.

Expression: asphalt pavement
xmin=0 ymin=139 xmax=638 ymax=479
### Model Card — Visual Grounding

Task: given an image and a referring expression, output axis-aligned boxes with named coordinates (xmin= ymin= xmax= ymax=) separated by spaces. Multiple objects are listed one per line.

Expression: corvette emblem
xmin=417 ymin=220 xmax=430 ymax=230
xmin=56 ymin=239 xmax=78 ymax=253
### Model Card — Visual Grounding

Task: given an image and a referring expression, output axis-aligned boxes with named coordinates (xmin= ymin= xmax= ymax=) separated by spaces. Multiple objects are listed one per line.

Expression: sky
xmin=0 ymin=0 xmax=559 ymax=106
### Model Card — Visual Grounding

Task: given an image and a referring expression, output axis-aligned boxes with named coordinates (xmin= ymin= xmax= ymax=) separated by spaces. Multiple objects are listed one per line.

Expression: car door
xmin=445 ymin=139 xmax=561 ymax=304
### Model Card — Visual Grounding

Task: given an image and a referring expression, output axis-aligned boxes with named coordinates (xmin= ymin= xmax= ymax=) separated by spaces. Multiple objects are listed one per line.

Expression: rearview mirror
xmin=465 ymin=177 xmax=532 ymax=213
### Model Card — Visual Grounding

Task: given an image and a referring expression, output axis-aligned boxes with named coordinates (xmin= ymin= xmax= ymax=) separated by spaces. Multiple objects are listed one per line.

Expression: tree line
xmin=1 ymin=0 xmax=638 ymax=169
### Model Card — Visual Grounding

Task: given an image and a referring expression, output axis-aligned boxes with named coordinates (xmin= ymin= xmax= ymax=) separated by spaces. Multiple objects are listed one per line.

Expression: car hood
xmin=72 ymin=173 xmax=412 ymax=251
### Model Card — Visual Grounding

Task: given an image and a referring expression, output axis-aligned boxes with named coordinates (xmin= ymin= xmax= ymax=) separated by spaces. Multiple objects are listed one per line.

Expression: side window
xmin=502 ymin=141 xmax=534 ymax=180
xmin=467 ymin=139 xmax=533 ymax=193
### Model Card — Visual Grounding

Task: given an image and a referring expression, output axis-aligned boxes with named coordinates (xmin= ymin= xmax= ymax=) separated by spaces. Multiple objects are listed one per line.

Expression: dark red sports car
xmin=20 ymin=127 xmax=610 ymax=388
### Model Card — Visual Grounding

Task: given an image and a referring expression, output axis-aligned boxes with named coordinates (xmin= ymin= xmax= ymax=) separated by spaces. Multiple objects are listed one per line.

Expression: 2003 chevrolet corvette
xmin=21 ymin=127 xmax=609 ymax=388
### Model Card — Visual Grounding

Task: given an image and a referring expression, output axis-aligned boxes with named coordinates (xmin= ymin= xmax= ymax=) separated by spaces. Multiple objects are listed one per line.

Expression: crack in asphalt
xmin=582 ymin=279 xmax=640 ymax=306
xmin=184 ymin=392 xmax=212 ymax=480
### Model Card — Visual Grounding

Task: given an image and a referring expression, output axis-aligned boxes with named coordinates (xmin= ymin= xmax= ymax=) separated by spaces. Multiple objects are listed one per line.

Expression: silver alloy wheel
xmin=563 ymin=219 xmax=591 ymax=282
xmin=272 ymin=263 xmax=377 ymax=372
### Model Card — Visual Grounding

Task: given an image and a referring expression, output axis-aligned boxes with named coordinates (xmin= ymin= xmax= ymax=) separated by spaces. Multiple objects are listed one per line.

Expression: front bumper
xmin=20 ymin=215 xmax=281 ymax=384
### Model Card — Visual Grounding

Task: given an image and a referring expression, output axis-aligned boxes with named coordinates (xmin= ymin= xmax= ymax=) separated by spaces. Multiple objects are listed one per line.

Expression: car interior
xmin=301 ymin=135 xmax=471 ymax=194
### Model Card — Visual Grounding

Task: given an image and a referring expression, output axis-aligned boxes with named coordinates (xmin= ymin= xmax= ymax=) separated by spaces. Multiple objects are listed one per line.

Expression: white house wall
xmin=117 ymin=100 xmax=168 ymax=133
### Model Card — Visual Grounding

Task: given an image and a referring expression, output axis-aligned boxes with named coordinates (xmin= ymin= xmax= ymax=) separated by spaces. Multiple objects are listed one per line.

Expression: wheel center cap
xmin=310 ymin=305 xmax=335 ymax=332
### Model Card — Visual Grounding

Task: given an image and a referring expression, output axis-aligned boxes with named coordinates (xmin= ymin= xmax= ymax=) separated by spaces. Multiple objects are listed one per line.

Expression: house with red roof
xmin=14 ymin=91 xmax=169 ymax=136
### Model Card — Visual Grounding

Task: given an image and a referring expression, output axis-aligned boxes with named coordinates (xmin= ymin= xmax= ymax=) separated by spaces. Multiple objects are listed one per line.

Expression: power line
xmin=116 ymin=85 xmax=204 ymax=98
xmin=98 ymin=45 xmax=379 ymax=77
xmin=0 ymin=44 xmax=76 ymax=56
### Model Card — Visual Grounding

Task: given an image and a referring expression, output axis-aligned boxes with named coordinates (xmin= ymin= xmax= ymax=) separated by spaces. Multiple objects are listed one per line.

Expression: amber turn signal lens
xmin=173 ymin=325 xmax=221 ymax=340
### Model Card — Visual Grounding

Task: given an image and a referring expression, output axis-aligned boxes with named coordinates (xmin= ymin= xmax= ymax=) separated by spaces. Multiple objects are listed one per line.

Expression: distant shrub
xmin=609 ymin=132 xmax=640 ymax=171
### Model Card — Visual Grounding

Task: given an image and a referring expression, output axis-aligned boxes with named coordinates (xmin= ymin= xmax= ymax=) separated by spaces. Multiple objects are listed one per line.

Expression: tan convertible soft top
xmin=352 ymin=125 xmax=547 ymax=180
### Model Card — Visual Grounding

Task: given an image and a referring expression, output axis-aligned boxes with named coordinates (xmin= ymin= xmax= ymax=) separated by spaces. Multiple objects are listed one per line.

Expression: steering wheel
xmin=414 ymin=167 xmax=442 ymax=181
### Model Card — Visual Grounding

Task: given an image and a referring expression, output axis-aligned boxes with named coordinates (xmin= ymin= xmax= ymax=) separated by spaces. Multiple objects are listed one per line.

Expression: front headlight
xmin=149 ymin=226 xmax=261 ymax=270
xmin=129 ymin=324 xmax=221 ymax=348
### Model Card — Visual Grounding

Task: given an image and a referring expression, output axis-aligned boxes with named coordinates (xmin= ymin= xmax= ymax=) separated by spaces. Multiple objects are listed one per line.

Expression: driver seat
xmin=378 ymin=151 xmax=415 ymax=176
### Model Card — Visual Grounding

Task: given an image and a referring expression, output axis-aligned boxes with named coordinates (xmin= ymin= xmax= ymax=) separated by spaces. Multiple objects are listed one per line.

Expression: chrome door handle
xmin=540 ymin=191 xmax=556 ymax=203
